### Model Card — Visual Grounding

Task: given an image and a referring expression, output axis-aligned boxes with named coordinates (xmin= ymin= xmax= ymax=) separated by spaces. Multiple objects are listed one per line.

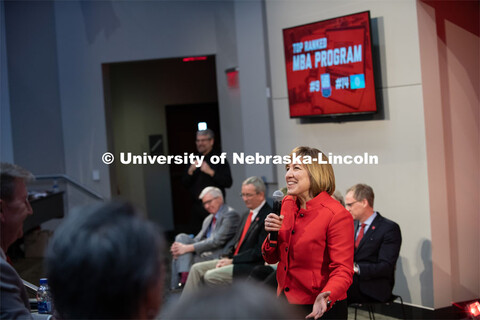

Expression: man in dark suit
xmin=345 ymin=183 xmax=402 ymax=303
xmin=180 ymin=176 xmax=271 ymax=298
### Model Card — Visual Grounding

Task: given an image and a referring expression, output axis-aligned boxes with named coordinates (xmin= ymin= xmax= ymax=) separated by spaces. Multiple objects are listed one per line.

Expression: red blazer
xmin=262 ymin=192 xmax=354 ymax=305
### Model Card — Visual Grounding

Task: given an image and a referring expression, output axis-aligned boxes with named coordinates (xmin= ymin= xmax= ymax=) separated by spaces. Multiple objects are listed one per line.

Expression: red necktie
xmin=355 ymin=223 xmax=366 ymax=249
xmin=211 ymin=216 xmax=217 ymax=230
xmin=234 ymin=211 xmax=253 ymax=256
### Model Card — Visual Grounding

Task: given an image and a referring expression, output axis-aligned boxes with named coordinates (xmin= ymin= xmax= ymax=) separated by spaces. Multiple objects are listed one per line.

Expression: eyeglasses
xmin=345 ymin=201 xmax=359 ymax=207
xmin=202 ymin=197 xmax=218 ymax=207
xmin=240 ymin=193 xmax=257 ymax=198
xmin=196 ymin=138 xmax=212 ymax=143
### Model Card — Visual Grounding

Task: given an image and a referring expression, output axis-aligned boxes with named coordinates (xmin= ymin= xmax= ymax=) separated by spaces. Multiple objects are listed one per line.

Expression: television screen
xmin=283 ymin=11 xmax=377 ymax=118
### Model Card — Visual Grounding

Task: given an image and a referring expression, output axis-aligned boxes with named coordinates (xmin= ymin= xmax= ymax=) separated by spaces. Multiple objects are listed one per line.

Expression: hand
xmin=199 ymin=162 xmax=214 ymax=177
xmin=187 ymin=162 xmax=198 ymax=175
xmin=353 ymin=263 xmax=359 ymax=274
xmin=265 ymin=213 xmax=284 ymax=232
xmin=306 ymin=291 xmax=331 ymax=319
xmin=170 ymin=242 xmax=191 ymax=258
xmin=216 ymin=258 xmax=233 ymax=268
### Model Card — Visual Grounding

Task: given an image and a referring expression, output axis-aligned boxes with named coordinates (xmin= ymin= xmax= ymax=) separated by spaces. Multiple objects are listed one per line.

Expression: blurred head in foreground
xmin=46 ymin=202 xmax=165 ymax=319
xmin=162 ymin=280 xmax=300 ymax=319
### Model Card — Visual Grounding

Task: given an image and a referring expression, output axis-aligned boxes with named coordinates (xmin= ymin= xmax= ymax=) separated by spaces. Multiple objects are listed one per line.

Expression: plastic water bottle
xmin=37 ymin=278 xmax=52 ymax=314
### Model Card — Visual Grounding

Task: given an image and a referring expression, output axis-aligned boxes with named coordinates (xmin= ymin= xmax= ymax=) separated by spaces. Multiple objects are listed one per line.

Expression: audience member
xmin=162 ymin=280 xmax=300 ymax=319
xmin=263 ymin=146 xmax=354 ymax=319
xmin=180 ymin=176 xmax=271 ymax=298
xmin=345 ymin=184 xmax=402 ymax=303
xmin=45 ymin=202 xmax=165 ymax=319
xmin=182 ymin=129 xmax=233 ymax=233
xmin=0 ymin=163 xmax=35 ymax=319
xmin=170 ymin=186 xmax=239 ymax=289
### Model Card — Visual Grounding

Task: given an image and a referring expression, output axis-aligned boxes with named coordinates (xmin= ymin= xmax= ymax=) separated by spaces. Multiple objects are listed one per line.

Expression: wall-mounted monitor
xmin=283 ymin=11 xmax=378 ymax=119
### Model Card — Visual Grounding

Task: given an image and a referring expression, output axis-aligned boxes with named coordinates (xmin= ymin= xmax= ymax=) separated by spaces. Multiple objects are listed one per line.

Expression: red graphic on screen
xmin=283 ymin=11 xmax=377 ymax=118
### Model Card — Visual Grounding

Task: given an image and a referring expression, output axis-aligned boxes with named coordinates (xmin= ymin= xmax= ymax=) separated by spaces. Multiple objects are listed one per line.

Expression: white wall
xmin=265 ymin=0 xmax=433 ymax=307
xmin=417 ymin=0 xmax=480 ymax=308
xmin=52 ymin=1 xmax=249 ymax=213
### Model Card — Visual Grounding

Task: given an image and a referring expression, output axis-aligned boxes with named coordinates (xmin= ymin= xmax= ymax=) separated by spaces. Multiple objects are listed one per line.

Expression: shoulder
xmin=0 ymin=256 xmax=17 ymax=280
xmin=223 ymin=205 xmax=238 ymax=217
xmin=316 ymin=192 xmax=351 ymax=219
xmin=376 ymin=213 xmax=400 ymax=229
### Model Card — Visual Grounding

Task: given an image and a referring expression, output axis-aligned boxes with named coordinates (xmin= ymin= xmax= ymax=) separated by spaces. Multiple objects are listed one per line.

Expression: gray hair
xmin=0 ymin=163 xmax=34 ymax=201
xmin=346 ymin=183 xmax=375 ymax=207
xmin=199 ymin=186 xmax=223 ymax=201
xmin=46 ymin=202 xmax=165 ymax=319
xmin=242 ymin=176 xmax=266 ymax=194
xmin=196 ymin=128 xmax=215 ymax=140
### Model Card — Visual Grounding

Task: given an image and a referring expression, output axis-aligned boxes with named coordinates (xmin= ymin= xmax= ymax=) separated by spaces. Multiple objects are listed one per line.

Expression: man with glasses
xmin=182 ymin=129 xmax=233 ymax=234
xmin=170 ymin=186 xmax=239 ymax=290
xmin=344 ymin=183 xmax=402 ymax=304
xmin=179 ymin=177 xmax=272 ymax=299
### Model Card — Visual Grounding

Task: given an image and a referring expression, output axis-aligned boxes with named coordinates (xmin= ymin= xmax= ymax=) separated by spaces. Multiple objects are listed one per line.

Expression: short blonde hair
xmin=288 ymin=146 xmax=336 ymax=197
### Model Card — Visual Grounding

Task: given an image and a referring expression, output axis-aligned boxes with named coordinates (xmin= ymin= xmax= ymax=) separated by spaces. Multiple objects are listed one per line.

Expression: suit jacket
xmin=262 ymin=192 xmax=354 ymax=305
xmin=221 ymin=202 xmax=271 ymax=278
xmin=354 ymin=212 xmax=402 ymax=302
xmin=192 ymin=204 xmax=240 ymax=258
xmin=0 ymin=249 xmax=32 ymax=320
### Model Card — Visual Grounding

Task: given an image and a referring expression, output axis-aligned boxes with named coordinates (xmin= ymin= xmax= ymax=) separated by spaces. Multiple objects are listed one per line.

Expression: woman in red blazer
xmin=263 ymin=146 xmax=354 ymax=319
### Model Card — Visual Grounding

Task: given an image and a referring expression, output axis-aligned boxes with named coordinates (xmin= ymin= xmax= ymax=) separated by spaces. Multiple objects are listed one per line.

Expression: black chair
xmin=350 ymin=294 xmax=406 ymax=320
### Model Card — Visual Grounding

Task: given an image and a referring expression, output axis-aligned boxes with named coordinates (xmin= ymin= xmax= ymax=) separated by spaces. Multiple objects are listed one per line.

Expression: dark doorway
xmin=166 ymin=103 xmax=222 ymax=234
xmin=102 ymin=55 xmax=219 ymax=235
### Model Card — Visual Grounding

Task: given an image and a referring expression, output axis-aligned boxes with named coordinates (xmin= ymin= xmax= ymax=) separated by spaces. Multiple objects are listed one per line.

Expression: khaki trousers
xmin=181 ymin=259 xmax=234 ymax=299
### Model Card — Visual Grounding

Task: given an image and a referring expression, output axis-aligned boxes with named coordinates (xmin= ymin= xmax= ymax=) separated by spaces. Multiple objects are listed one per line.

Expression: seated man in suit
xmin=180 ymin=176 xmax=271 ymax=298
xmin=0 ymin=163 xmax=49 ymax=319
xmin=345 ymin=183 xmax=402 ymax=303
xmin=170 ymin=186 xmax=239 ymax=289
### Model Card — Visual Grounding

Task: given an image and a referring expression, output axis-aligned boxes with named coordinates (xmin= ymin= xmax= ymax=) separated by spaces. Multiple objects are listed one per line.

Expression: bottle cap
xmin=39 ymin=278 xmax=48 ymax=285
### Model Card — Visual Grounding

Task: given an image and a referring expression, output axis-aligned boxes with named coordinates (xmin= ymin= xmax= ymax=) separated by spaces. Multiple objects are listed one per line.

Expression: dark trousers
xmin=280 ymin=292 xmax=348 ymax=320
xmin=296 ymin=299 xmax=348 ymax=320
xmin=347 ymin=275 xmax=379 ymax=304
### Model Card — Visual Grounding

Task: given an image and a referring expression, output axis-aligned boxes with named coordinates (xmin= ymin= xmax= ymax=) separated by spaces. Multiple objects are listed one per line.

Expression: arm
xmin=321 ymin=210 xmax=355 ymax=304
xmin=261 ymin=213 xmax=284 ymax=264
xmin=0 ymin=259 xmax=33 ymax=320
xmin=357 ymin=222 xmax=402 ymax=279
xmin=193 ymin=210 xmax=239 ymax=253
xmin=181 ymin=163 xmax=198 ymax=187
xmin=207 ymin=158 xmax=232 ymax=189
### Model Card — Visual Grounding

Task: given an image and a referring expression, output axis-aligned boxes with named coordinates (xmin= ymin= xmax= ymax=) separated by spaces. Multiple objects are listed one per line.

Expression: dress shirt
xmin=356 ymin=211 xmax=377 ymax=239
xmin=206 ymin=205 xmax=225 ymax=238
xmin=250 ymin=200 xmax=266 ymax=222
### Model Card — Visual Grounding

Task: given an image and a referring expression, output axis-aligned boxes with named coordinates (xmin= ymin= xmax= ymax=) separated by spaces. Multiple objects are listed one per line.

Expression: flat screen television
xmin=283 ymin=11 xmax=378 ymax=119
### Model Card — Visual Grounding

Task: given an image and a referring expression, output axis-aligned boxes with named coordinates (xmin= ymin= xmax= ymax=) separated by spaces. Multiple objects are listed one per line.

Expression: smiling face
xmin=0 ymin=178 xmax=33 ymax=250
xmin=241 ymin=184 xmax=265 ymax=210
xmin=285 ymin=163 xmax=312 ymax=205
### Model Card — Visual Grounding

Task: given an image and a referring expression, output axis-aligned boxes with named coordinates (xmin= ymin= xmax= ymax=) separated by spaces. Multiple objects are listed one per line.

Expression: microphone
xmin=269 ymin=190 xmax=284 ymax=247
